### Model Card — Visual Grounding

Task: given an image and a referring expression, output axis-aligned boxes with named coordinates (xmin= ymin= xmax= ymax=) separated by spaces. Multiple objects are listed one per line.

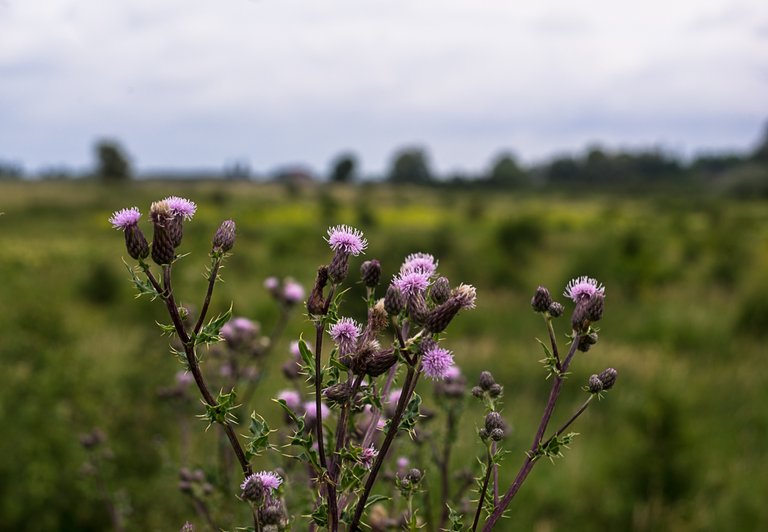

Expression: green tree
xmin=488 ymin=151 xmax=527 ymax=186
xmin=388 ymin=147 xmax=432 ymax=184
xmin=329 ymin=153 xmax=357 ymax=183
xmin=94 ymin=139 xmax=132 ymax=181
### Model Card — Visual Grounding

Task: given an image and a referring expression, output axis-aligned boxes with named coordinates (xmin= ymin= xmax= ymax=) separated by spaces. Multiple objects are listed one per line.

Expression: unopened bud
xmin=571 ymin=300 xmax=590 ymax=333
xmin=578 ymin=332 xmax=599 ymax=352
xmin=261 ymin=502 xmax=283 ymax=526
xmin=488 ymin=383 xmax=503 ymax=398
xmin=478 ymin=371 xmax=496 ymax=391
xmin=406 ymin=469 xmax=423 ymax=483
xmin=490 ymin=428 xmax=505 ymax=442
xmin=597 ymin=368 xmax=617 ymax=390
xmin=531 ymin=286 xmax=553 ymax=313
xmin=364 ymin=348 xmax=398 ymax=377
xmin=212 ymin=219 xmax=236 ymax=253
xmin=361 ymin=259 xmax=382 ymax=288
xmin=588 ymin=374 xmax=603 ymax=393
xmin=585 ymin=293 xmax=605 ymax=322
xmin=384 ymin=284 xmax=405 ymax=315
xmin=424 ymin=298 xmax=462 ymax=333
xmin=323 ymin=382 xmax=352 ymax=404
xmin=430 ymin=277 xmax=451 ymax=305
xmin=307 ymin=266 xmax=329 ymax=315
xmin=485 ymin=412 xmax=504 ymax=432
xmin=407 ymin=293 xmax=429 ymax=325
xmin=479 ymin=428 xmax=489 ymax=440
xmin=471 ymin=386 xmax=484 ymax=398
xmin=547 ymin=301 xmax=564 ymax=318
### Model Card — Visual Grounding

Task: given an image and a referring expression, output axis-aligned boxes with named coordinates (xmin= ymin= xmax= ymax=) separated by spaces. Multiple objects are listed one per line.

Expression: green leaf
xmin=123 ymin=260 xmax=160 ymax=299
xmin=309 ymin=502 xmax=329 ymax=527
xmin=194 ymin=304 xmax=233 ymax=346
xmin=199 ymin=389 xmax=239 ymax=427
xmin=245 ymin=413 xmax=277 ymax=459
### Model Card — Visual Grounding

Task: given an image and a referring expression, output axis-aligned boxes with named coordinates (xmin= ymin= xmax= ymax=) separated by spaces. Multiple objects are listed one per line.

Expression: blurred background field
xmin=1 ymin=180 xmax=767 ymax=530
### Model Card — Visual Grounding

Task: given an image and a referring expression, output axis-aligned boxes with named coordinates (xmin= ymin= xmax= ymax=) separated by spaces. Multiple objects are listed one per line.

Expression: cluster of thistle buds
xmin=109 ymin=197 xmax=235 ymax=265
xmin=240 ymin=471 xmax=288 ymax=530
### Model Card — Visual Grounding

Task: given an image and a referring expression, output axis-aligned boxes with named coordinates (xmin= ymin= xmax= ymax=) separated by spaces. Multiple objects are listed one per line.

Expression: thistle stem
xmin=471 ymin=446 xmax=493 ymax=531
xmin=193 ymin=256 xmax=222 ymax=336
xmin=482 ymin=335 xmax=581 ymax=530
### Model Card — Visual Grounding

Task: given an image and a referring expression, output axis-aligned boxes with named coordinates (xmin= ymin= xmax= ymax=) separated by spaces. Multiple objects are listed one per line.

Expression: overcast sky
xmin=1 ymin=0 xmax=766 ymax=176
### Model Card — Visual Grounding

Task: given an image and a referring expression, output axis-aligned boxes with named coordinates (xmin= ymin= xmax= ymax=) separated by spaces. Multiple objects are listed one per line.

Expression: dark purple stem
xmin=471 ymin=446 xmax=493 ymax=531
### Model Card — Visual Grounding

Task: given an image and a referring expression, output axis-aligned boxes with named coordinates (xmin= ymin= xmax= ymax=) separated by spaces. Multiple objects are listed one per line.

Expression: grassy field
xmin=1 ymin=180 xmax=767 ymax=531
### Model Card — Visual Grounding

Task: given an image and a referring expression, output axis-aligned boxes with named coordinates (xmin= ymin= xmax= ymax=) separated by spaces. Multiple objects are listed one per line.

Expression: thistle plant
xmin=109 ymin=199 xmax=619 ymax=531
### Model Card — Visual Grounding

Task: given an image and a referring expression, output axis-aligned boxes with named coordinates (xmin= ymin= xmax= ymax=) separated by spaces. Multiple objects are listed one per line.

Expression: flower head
xmin=452 ymin=284 xmax=477 ymax=309
xmin=303 ymin=400 xmax=330 ymax=421
xmin=282 ymin=279 xmax=305 ymax=304
xmin=563 ymin=276 xmax=605 ymax=302
xmin=109 ymin=207 xmax=141 ymax=229
xmin=401 ymin=252 xmax=437 ymax=276
xmin=240 ymin=471 xmax=282 ymax=501
xmin=163 ymin=196 xmax=197 ymax=220
xmin=277 ymin=390 xmax=302 ymax=411
xmin=444 ymin=365 xmax=462 ymax=381
xmin=326 ymin=225 xmax=367 ymax=256
xmin=422 ymin=345 xmax=455 ymax=380
xmin=359 ymin=445 xmax=379 ymax=469
xmin=329 ymin=317 xmax=361 ymax=356
xmin=264 ymin=276 xmax=279 ymax=292
xmin=393 ymin=270 xmax=431 ymax=298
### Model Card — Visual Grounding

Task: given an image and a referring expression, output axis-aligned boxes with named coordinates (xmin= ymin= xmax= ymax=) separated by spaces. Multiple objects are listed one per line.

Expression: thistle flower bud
xmin=124 ymin=224 xmax=149 ymax=260
xmin=485 ymin=412 xmax=505 ymax=432
xmin=478 ymin=428 xmax=489 ymax=440
xmin=150 ymin=201 xmax=175 ymax=265
xmin=323 ymin=382 xmax=352 ymax=405
xmin=588 ymin=374 xmax=603 ymax=393
xmin=531 ymin=286 xmax=553 ymax=313
xmin=577 ymin=331 xmax=599 ymax=352
xmin=407 ymin=292 xmax=429 ymax=325
xmin=430 ymin=276 xmax=451 ymax=305
xmin=478 ymin=371 xmax=496 ymax=391
xmin=571 ymin=299 xmax=590 ymax=334
xmin=585 ymin=293 xmax=605 ymax=322
xmin=488 ymin=383 xmax=503 ymax=398
xmin=406 ymin=468 xmax=423 ymax=484
xmin=471 ymin=386 xmax=484 ymax=398
xmin=260 ymin=502 xmax=283 ymax=526
xmin=597 ymin=367 xmax=617 ymax=390
xmin=329 ymin=250 xmax=350 ymax=284
xmin=212 ymin=219 xmax=236 ymax=253
xmin=307 ymin=266 xmax=329 ymax=316
xmin=547 ymin=301 xmax=564 ymax=318
xmin=167 ymin=216 xmax=183 ymax=248
xmin=361 ymin=259 xmax=382 ymax=288
xmin=384 ymin=284 xmax=405 ymax=315
xmin=490 ymin=428 xmax=505 ymax=442
xmin=364 ymin=348 xmax=398 ymax=377
xmin=181 ymin=522 xmax=194 ymax=532
xmin=424 ymin=298 xmax=462 ymax=334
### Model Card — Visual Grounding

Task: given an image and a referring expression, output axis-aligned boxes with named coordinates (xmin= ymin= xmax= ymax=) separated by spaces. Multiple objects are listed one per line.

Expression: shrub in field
xmin=109 ymin=197 xmax=619 ymax=531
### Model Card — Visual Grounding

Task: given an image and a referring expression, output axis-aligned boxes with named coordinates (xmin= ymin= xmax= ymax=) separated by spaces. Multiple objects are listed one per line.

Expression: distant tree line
xmin=2 ymin=125 xmax=768 ymax=195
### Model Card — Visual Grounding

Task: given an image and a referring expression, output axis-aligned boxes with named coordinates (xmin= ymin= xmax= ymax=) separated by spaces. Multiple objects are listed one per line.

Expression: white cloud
xmin=0 ymin=0 xmax=766 ymax=173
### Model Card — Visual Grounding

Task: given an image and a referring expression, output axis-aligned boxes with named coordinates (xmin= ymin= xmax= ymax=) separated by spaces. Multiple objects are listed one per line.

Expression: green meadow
xmin=1 ymin=180 xmax=767 ymax=530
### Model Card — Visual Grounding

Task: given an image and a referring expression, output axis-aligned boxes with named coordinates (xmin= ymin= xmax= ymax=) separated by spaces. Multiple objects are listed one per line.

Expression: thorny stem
xmin=492 ymin=441 xmax=499 ymax=506
xmin=150 ymin=265 xmax=252 ymax=478
xmin=540 ymin=395 xmax=594 ymax=450
xmin=351 ymin=364 xmax=421 ymax=530
xmin=332 ymin=374 xmax=365 ymax=473
xmin=193 ymin=255 xmax=222 ymax=337
xmin=438 ymin=405 xmax=458 ymax=528
xmin=313 ymin=322 xmax=339 ymax=532
xmin=482 ymin=335 xmax=581 ymax=531
xmin=471 ymin=446 xmax=494 ymax=531
xmin=544 ymin=316 xmax=562 ymax=372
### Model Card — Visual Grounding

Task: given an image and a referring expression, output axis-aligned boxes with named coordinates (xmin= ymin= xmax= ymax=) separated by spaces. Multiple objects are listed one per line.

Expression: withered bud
xmin=351 ymin=340 xmax=379 ymax=375
xmin=368 ymin=300 xmax=389 ymax=336
xmin=588 ymin=374 xmax=603 ymax=393
xmin=384 ymin=284 xmax=405 ymax=315
xmin=212 ymin=219 xmax=236 ymax=253
xmin=478 ymin=371 xmax=496 ymax=391
xmin=424 ymin=298 xmax=462 ymax=334
xmin=585 ymin=293 xmax=605 ymax=322
xmin=597 ymin=367 xmax=617 ymax=390
xmin=307 ymin=266 xmax=329 ymax=316
xmin=407 ymin=292 xmax=429 ymax=325
xmin=531 ymin=286 xmax=553 ymax=313
xmin=323 ymin=382 xmax=353 ymax=405
xmin=364 ymin=348 xmax=398 ymax=377
xmin=124 ymin=224 xmax=149 ymax=260
xmin=430 ymin=276 xmax=451 ymax=305
xmin=361 ymin=259 xmax=382 ymax=288
xmin=547 ymin=301 xmax=564 ymax=318
xmin=329 ymin=250 xmax=350 ymax=284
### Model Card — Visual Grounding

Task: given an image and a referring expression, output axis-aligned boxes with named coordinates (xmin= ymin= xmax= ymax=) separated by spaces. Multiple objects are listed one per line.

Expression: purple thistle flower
xmin=277 ymin=390 xmax=302 ymax=411
xmin=400 ymin=252 xmax=437 ymax=276
xmin=422 ymin=345 xmax=455 ymax=380
xmin=303 ymin=400 xmax=330 ymax=421
xmin=393 ymin=270 xmax=431 ymax=298
xmin=326 ymin=225 xmax=367 ymax=256
xmin=359 ymin=445 xmax=379 ymax=469
xmin=452 ymin=284 xmax=477 ymax=309
xmin=175 ymin=370 xmax=195 ymax=387
xmin=241 ymin=470 xmax=282 ymax=494
xmin=329 ymin=317 xmax=362 ymax=356
xmin=387 ymin=388 xmax=402 ymax=406
xmin=563 ymin=276 xmax=605 ymax=302
xmin=444 ymin=365 xmax=462 ymax=381
xmin=163 ymin=196 xmax=197 ymax=220
xmin=282 ymin=279 xmax=305 ymax=304
xmin=109 ymin=207 xmax=141 ymax=229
